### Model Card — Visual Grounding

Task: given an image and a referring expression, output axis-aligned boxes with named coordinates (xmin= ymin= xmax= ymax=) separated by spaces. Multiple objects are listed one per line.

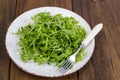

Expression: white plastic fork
xmin=58 ymin=23 xmax=103 ymax=74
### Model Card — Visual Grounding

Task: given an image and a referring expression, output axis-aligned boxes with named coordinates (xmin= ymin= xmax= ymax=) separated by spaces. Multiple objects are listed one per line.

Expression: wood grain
xmin=0 ymin=0 xmax=16 ymax=80
xmin=73 ymin=0 xmax=120 ymax=80
xmin=15 ymin=0 xmax=72 ymax=17
xmin=0 ymin=0 xmax=120 ymax=80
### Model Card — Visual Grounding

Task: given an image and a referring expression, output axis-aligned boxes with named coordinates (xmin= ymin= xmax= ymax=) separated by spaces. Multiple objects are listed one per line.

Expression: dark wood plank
xmin=73 ymin=0 xmax=120 ymax=80
xmin=15 ymin=0 xmax=72 ymax=16
xmin=10 ymin=0 xmax=77 ymax=80
xmin=0 ymin=0 xmax=16 ymax=80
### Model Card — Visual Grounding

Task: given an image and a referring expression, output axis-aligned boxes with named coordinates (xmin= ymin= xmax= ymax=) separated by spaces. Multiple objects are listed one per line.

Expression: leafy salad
xmin=16 ymin=12 xmax=86 ymax=66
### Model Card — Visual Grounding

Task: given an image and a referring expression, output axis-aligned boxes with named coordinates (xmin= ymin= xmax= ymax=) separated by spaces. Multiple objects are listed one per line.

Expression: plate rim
xmin=5 ymin=6 xmax=95 ymax=77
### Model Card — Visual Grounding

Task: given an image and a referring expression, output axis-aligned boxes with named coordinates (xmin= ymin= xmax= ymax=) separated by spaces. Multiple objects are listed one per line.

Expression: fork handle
xmin=73 ymin=23 xmax=103 ymax=57
xmin=82 ymin=23 xmax=103 ymax=46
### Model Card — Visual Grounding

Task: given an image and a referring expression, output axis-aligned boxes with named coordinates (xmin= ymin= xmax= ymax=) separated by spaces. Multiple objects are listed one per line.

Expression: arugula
xmin=16 ymin=12 xmax=86 ymax=66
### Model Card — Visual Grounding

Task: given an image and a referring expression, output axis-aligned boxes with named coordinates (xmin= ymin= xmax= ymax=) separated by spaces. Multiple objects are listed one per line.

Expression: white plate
xmin=5 ymin=7 xmax=95 ymax=77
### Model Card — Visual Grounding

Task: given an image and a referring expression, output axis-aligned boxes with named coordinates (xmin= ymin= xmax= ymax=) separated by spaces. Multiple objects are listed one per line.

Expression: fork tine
xmin=62 ymin=61 xmax=70 ymax=68
xmin=63 ymin=61 xmax=71 ymax=69
xmin=58 ymin=67 xmax=65 ymax=73
xmin=58 ymin=60 xmax=73 ymax=73
xmin=58 ymin=61 xmax=70 ymax=72
xmin=60 ymin=60 xmax=68 ymax=67
xmin=61 ymin=62 xmax=74 ymax=73
xmin=58 ymin=61 xmax=69 ymax=71
xmin=59 ymin=67 xmax=68 ymax=73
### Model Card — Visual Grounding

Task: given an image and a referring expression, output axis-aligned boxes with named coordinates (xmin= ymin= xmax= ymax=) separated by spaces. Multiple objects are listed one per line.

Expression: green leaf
xmin=15 ymin=12 xmax=86 ymax=66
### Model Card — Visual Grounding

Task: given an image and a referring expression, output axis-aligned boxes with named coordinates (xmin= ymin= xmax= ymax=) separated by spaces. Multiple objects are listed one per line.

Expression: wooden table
xmin=0 ymin=0 xmax=120 ymax=80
